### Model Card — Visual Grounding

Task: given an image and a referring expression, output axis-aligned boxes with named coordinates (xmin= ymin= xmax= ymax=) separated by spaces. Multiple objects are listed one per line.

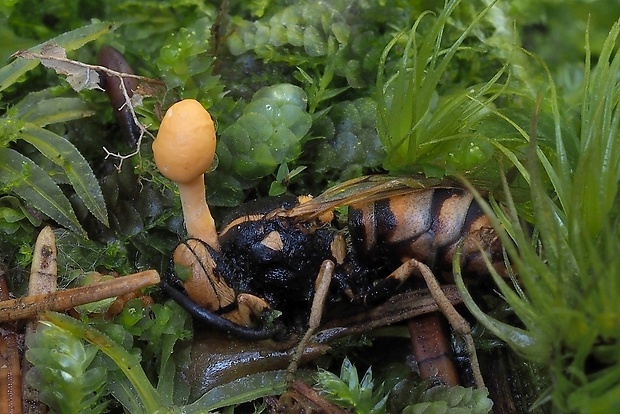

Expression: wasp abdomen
xmin=348 ymin=188 xmax=496 ymax=274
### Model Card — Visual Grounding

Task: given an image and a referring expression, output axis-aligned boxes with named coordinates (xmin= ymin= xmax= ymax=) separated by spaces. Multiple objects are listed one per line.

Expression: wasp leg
xmin=361 ymin=260 xmax=414 ymax=306
xmin=286 ymin=259 xmax=335 ymax=384
xmin=408 ymin=258 xmax=485 ymax=389
xmin=362 ymin=258 xmax=485 ymax=388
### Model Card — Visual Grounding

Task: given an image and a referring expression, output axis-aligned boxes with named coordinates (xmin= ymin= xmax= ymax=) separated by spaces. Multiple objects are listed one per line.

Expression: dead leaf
xmin=17 ymin=43 xmax=102 ymax=92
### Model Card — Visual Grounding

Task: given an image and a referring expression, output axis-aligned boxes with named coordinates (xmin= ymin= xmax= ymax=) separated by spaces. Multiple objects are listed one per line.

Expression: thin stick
xmin=286 ymin=260 xmax=334 ymax=384
xmin=0 ymin=270 xmax=160 ymax=323
xmin=288 ymin=380 xmax=348 ymax=413
xmin=0 ymin=274 xmax=23 ymax=414
xmin=411 ymin=258 xmax=486 ymax=388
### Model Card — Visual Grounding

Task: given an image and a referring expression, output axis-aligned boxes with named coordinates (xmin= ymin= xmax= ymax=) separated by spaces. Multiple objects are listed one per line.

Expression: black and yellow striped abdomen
xmin=348 ymin=188 xmax=502 ymax=276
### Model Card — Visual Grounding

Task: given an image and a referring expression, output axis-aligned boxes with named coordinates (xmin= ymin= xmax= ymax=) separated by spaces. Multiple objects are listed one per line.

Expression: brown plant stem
xmin=0 ymin=273 xmax=23 ymax=414
xmin=0 ymin=270 xmax=160 ymax=323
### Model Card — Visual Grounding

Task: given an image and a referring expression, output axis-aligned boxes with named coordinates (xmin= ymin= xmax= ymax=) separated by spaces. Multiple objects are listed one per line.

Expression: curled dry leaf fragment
xmin=23 ymin=225 xmax=58 ymax=414
xmin=15 ymin=44 xmax=102 ymax=92
xmin=28 ymin=226 xmax=57 ymax=297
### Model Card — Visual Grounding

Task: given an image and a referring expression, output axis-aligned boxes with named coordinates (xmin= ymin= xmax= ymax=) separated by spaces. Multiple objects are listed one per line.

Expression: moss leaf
xmin=186 ymin=370 xmax=289 ymax=412
xmin=0 ymin=147 xmax=85 ymax=235
xmin=13 ymin=90 xmax=95 ymax=127
xmin=19 ymin=125 xmax=108 ymax=226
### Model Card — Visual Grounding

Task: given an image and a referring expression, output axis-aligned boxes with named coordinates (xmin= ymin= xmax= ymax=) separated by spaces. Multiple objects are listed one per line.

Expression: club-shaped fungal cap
xmin=153 ymin=99 xmax=216 ymax=184
xmin=153 ymin=99 xmax=219 ymax=249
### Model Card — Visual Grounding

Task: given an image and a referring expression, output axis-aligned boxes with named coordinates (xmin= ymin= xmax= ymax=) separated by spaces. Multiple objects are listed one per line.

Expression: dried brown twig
xmin=0 ymin=270 xmax=160 ymax=323
xmin=0 ymin=226 xmax=161 ymax=323
xmin=0 ymin=272 xmax=23 ymax=414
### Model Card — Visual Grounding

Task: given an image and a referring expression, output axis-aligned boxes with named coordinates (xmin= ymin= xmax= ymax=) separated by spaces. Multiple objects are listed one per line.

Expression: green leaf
xmin=186 ymin=370 xmax=289 ymax=412
xmin=0 ymin=20 xmax=114 ymax=92
xmin=0 ymin=147 xmax=85 ymax=235
xmin=268 ymin=181 xmax=286 ymax=196
xmin=19 ymin=125 xmax=108 ymax=226
xmin=317 ymin=358 xmax=388 ymax=414
xmin=13 ymin=90 xmax=95 ymax=127
xmin=26 ymin=321 xmax=108 ymax=414
xmin=41 ymin=311 xmax=164 ymax=414
xmin=402 ymin=385 xmax=493 ymax=414
xmin=375 ymin=0 xmax=503 ymax=175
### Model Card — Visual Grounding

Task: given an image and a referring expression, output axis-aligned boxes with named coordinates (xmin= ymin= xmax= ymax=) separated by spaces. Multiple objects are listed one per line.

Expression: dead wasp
xmin=161 ymin=176 xmax=505 ymax=383
xmin=163 ymin=193 xmax=344 ymax=340
xmin=94 ymin=48 xmax=499 ymax=386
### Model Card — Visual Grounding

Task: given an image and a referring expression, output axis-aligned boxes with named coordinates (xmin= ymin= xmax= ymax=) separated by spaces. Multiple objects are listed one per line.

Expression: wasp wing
xmin=281 ymin=175 xmax=461 ymax=221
